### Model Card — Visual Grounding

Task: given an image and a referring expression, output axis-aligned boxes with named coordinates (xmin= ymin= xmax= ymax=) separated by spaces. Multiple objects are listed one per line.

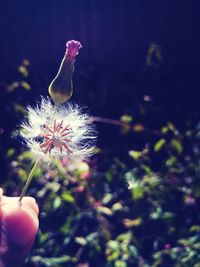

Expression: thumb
xmin=0 ymin=191 xmax=39 ymax=267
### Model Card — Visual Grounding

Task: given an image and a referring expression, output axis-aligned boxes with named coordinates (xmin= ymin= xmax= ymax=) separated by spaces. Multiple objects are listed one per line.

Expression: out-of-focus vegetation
xmin=1 ymin=59 xmax=200 ymax=267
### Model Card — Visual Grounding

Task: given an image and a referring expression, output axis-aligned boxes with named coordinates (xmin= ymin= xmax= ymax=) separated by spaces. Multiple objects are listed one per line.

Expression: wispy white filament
xmin=20 ymin=97 xmax=96 ymax=164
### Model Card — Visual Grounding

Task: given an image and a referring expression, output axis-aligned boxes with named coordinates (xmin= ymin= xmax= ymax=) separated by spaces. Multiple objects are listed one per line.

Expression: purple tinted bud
xmin=65 ymin=40 xmax=82 ymax=61
xmin=48 ymin=40 xmax=82 ymax=104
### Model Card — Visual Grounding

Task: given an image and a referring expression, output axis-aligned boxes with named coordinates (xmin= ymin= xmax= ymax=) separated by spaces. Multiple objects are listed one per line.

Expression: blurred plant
xmin=16 ymin=116 xmax=200 ymax=266
xmin=7 ymin=59 xmax=31 ymax=94
xmin=2 ymin=41 xmax=200 ymax=267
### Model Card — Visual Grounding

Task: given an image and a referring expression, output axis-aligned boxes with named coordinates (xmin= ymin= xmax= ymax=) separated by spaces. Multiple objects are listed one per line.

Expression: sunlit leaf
xmin=75 ymin=236 xmax=87 ymax=246
xmin=131 ymin=185 xmax=145 ymax=200
xmin=117 ymin=232 xmax=132 ymax=242
xmin=112 ymin=202 xmax=123 ymax=211
xmin=115 ymin=260 xmax=127 ymax=267
xmin=102 ymin=193 xmax=113 ymax=204
xmin=132 ymin=124 xmax=145 ymax=132
xmin=161 ymin=126 xmax=169 ymax=134
xmin=6 ymin=148 xmax=15 ymax=158
xmin=170 ymin=139 xmax=183 ymax=154
xmin=86 ymin=232 xmax=98 ymax=242
xmin=129 ymin=150 xmax=142 ymax=160
xmin=18 ymin=151 xmax=33 ymax=161
xmin=53 ymin=196 xmax=61 ymax=209
xmin=17 ymin=168 xmax=28 ymax=181
xmin=108 ymin=240 xmax=119 ymax=250
xmin=166 ymin=156 xmax=177 ymax=166
xmin=120 ymin=114 xmax=133 ymax=123
xmin=18 ymin=65 xmax=28 ymax=77
xmin=150 ymin=207 xmax=162 ymax=220
xmin=123 ymin=217 xmax=142 ymax=228
xmin=141 ymin=164 xmax=152 ymax=174
xmin=61 ymin=192 xmax=75 ymax=203
xmin=167 ymin=122 xmax=176 ymax=132
xmin=97 ymin=206 xmax=113 ymax=216
xmin=31 ymin=255 xmax=76 ymax=265
xmin=129 ymin=245 xmax=138 ymax=257
xmin=20 ymin=81 xmax=31 ymax=91
xmin=39 ymin=232 xmax=48 ymax=243
xmin=154 ymin=138 xmax=166 ymax=152
xmin=190 ymin=225 xmax=200 ymax=232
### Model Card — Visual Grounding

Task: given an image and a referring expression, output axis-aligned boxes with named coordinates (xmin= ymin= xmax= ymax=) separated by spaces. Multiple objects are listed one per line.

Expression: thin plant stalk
xmin=18 ymin=160 xmax=39 ymax=203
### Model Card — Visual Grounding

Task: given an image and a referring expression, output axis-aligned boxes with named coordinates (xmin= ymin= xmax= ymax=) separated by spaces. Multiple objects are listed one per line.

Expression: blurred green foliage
xmin=2 ymin=60 xmax=200 ymax=267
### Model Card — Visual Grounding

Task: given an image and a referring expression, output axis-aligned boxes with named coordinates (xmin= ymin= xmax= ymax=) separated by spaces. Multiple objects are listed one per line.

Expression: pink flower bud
xmin=65 ymin=40 xmax=82 ymax=61
xmin=48 ymin=40 xmax=82 ymax=105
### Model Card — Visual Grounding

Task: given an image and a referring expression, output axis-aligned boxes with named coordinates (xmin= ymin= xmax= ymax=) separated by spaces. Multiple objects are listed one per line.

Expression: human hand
xmin=0 ymin=188 xmax=39 ymax=267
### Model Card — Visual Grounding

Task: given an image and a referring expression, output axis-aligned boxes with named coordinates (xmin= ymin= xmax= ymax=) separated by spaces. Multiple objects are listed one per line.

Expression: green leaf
xmin=20 ymin=81 xmax=31 ymax=91
xmin=97 ymin=206 xmax=113 ymax=216
xmin=17 ymin=168 xmax=28 ymax=181
xmin=75 ymin=236 xmax=87 ymax=246
xmin=167 ymin=122 xmax=176 ymax=132
xmin=166 ymin=156 xmax=177 ymax=166
xmin=102 ymin=193 xmax=113 ymax=204
xmin=18 ymin=65 xmax=28 ymax=77
xmin=150 ymin=207 xmax=162 ymax=220
xmin=154 ymin=138 xmax=166 ymax=152
xmin=6 ymin=148 xmax=16 ymax=158
xmin=61 ymin=192 xmax=75 ymax=203
xmin=115 ymin=260 xmax=127 ymax=267
xmin=131 ymin=185 xmax=145 ymax=200
xmin=112 ymin=202 xmax=123 ymax=211
xmin=129 ymin=245 xmax=138 ymax=257
xmin=53 ymin=196 xmax=61 ymax=209
xmin=123 ymin=217 xmax=142 ymax=228
xmin=190 ymin=225 xmax=200 ymax=232
xmin=170 ymin=139 xmax=183 ymax=154
xmin=141 ymin=164 xmax=152 ymax=174
xmin=18 ymin=150 xmax=33 ymax=161
xmin=161 ymin=126 xmax=169 ymax=134
xmin=31 ymin=255 xmax=76 ymax=265
xmin=120 ymin=114 xmax=133 ymax=123
xmin=108 ymin=240 xmax=119 ymax=250
xmin=86 ymin=232 xmax=98 ymax=242
xmin=129 ymin=150 xmax=142 ymax=160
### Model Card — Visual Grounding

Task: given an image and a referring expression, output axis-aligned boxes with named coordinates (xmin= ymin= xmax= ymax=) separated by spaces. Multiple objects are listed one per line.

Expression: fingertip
xmin=1 ymin=203 xmax=39 ymax=247
xmin=1 ymin=195 xmax=39 ymax=217
xmin=20 ymin=196 xmax=39 ymax=216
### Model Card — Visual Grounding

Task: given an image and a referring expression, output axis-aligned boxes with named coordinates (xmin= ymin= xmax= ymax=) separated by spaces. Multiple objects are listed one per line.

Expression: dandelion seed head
xmin=20 ymin=97 xmax=96 ymax=165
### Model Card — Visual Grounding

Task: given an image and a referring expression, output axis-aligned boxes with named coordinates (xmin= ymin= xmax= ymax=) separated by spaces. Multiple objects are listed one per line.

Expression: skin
xmin=0 ymin=188 xmax=39 ymax=267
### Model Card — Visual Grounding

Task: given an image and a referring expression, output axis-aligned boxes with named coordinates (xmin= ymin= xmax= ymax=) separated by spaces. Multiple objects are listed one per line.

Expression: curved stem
xmin=18 ymin=160 xmax=39 ymax=203
xmin=90 ymin=116 xmax=125 ymax=127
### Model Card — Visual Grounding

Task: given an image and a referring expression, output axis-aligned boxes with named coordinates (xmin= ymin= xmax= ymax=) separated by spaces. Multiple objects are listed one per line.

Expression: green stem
xmin=18 ymin=160 xmax=39 ymax=203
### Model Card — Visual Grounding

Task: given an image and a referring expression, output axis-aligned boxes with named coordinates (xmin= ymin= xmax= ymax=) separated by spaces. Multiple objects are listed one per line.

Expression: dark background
xmin=1 ymin=2 xmax=200 ymax=266
xmin=0 ymin=0 xmax=200 ymax=173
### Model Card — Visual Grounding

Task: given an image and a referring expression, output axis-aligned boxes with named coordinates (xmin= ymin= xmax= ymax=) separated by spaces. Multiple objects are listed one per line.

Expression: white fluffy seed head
xmin=20 ymin=97 xmax=96 ymax=165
